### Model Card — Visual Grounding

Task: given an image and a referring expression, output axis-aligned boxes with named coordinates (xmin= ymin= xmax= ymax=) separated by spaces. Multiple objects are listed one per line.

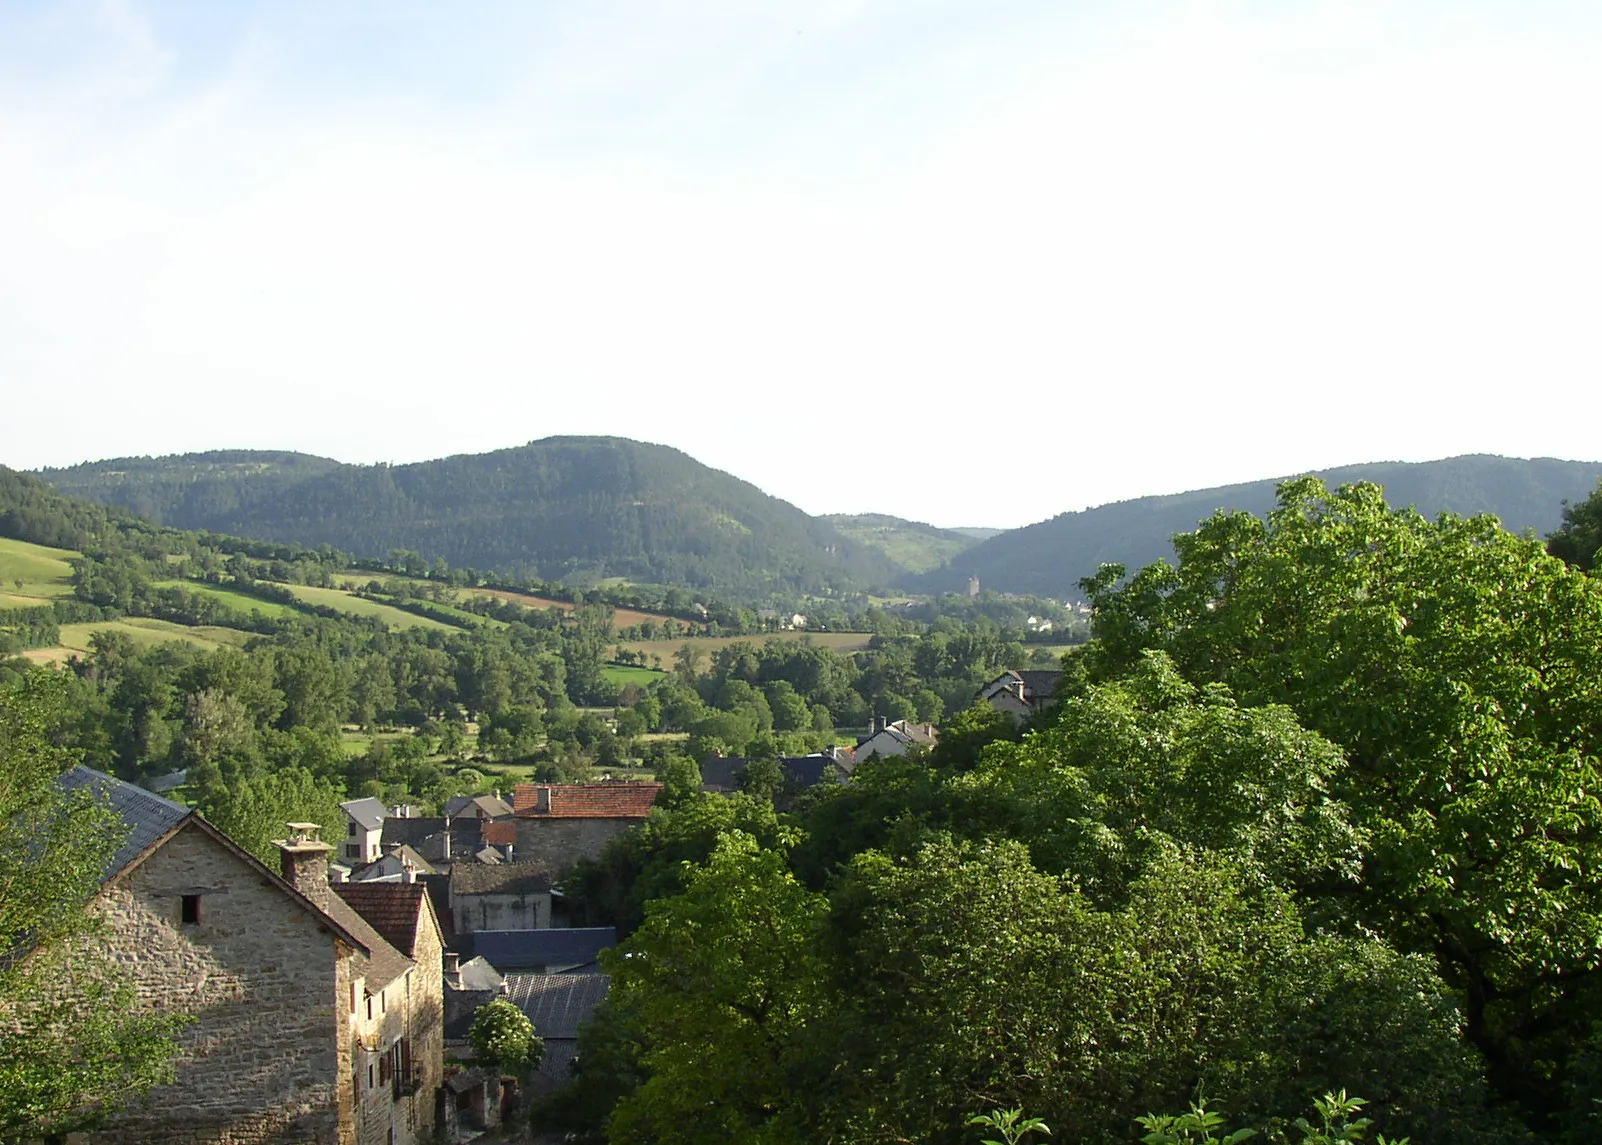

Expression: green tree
xmin=193 ymin=766 xmax=345 ymax=867
xmin=1080 ymin=477 xmax=1602 ymax=1123
xmin=604 ymin=832 xmax=826 ymax=1145
xmin=0 ymin=674 xmax=187 ymax=1139
xmin=469 ymin=998 xmax=543 ymax=1076
xmin=1548 ymin=479 xmax=1602 ymax=571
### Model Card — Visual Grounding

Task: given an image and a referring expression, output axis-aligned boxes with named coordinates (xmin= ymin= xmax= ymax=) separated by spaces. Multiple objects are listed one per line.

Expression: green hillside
xmin=908 ymin=455 xmax=1602 ymax=599
xmin=819 ymin=513 xmax=984 ymax=575
xmin=39 ymin=438 xmax=900 ymax=598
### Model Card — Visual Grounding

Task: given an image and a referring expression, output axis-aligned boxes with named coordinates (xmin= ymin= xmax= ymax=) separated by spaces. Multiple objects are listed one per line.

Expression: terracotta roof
xmin=482 ymin=820 xmax=517 ymax=847
xmin=314 ymin=888 xmax=414 ymax=991
xmin=512 ymin=782 xmax=663 ymax=819
xmin=333 ymin=882 xmax=428 ymax=959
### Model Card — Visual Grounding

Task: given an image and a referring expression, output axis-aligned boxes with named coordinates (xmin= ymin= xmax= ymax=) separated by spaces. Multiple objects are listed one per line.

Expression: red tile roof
xmin=512 ymin=781 xmax=664 ymax=819
xmin=482 ymin=820 xmax=517 ymax=846
xmin=333 ymin=882 xmax=428 ymax=959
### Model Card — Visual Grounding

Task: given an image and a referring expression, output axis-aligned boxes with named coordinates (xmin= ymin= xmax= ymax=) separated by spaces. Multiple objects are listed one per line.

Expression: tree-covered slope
xmin=908 ymin=455 xmax=1602 ymax=599
xmin=818 ymin=513 xmax=985 ymax=576
xmin=38 ymin=438 xmax=898 ymax=597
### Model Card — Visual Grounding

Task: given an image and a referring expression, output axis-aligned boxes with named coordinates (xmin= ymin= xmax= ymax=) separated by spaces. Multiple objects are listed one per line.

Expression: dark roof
xmin=341 ymin=797 xmax=388 ymax=832
xmin=512 ymin=782 xmax=663 ymax=819
xmin=451 ymin=862 xmax=553 ymax=897
xmin=457 ymin=954 xmax=504 ymax=992
xmin=333 ymin=882 xmax=429 ymax=958
xmin=1016 ymin=670 xmax=1064 ymax=702
xmin=59 ymin=766 xmax=190 ymax=883
xmin=471 ymin=927 xmax=617 ymax=971
xmin=780 ymin=755 xmax=838 ymax=788
xmin=502 ymin=973 xmax=610 ymax=1038
xmin=699 ymin=757 xmax=747 ymax=791
xmin=445 ymin=794 xmax=514 ymax=819
xmin=143 ymin=768 xmax=189 ymax=794
xmin=381 ymin=817 xmax=483 ymax=852
xmin=701 ymin=755 xmax=839 ymax=793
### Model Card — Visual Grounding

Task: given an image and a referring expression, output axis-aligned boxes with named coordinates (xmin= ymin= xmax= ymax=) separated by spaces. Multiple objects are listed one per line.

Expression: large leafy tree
xmin=1080 ymin=477 xmax=1602 ymax=1120
xmin=1548 ymin=479 xmax=1602 ymax=572
xmin=0 ymin=673 xmax=187 ymax=1138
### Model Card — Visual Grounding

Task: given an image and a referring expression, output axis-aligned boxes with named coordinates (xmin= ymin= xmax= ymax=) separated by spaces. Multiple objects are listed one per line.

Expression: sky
xmin=3 ymin=0 xmax=1601 ymax=530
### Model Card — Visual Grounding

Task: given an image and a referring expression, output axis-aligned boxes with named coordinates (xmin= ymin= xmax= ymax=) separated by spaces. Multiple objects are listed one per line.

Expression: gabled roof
xmin=333 ymin=882 xmax=431 ymax=960
xmin=451 ymin=862 xmax=553 ymax=897
xmin=341 ymin=797 xmax=388 ymax=832
xmin=1016 ymin=669 xmax=1064 ymax=702
xmin=512 ymin=782 xmax=663 ymax=819
xmin=445 ymin=794 xmax=514 ymax=819
xmin=470 ymin=927 xmax=617 ymax=971
xmin=60 ymin=766 xmax=191 ymax=883
xmin=316 ymin=887 xmax=414 ymax=991
xmin=381 ymin=816 xmax=483 ymax=853
xmin=502 ymin=973 xmax=611 ymax=1038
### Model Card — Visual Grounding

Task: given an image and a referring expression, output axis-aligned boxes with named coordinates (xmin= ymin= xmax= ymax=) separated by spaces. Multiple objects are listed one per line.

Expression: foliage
xmin=968 ymin=1107 xmax=1052 ymax=1145
xmin=1548 ymin=478 xmax=1602 ymax=572
xmin=1080 ymin=476 xmax=1602 ymax=1125
xmin=468 ymin=998 xmax=544 ymax=1077
xmin=0 ymin=674 xmax=187 ymax=1138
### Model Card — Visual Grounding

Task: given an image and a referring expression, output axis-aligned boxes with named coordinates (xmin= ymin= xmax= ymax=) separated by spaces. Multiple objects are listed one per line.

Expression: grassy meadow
xmin=617 ymin=631 xmax=875 ymax=664
xmin=283 ymin=584 xmax=461 ymax=631
xmin=0 ymin=536 xmax=78 ymax=604
xmin=151 ymin=580 xmax=302 ymax=620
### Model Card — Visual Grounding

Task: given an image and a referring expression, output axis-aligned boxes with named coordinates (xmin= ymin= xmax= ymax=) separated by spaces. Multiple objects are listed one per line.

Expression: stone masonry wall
xmin=511 ymin=818 xmax=637 ymax=876
xmin=84 ymin=824 xmax=344 ymax=1145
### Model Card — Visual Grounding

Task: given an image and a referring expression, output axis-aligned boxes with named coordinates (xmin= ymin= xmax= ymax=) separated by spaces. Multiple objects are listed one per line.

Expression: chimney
xmin=329 ymin=864 xmax=350 ymax=885
xmin=276 ymin=823 xmax=333 ymax=900
xmin=503 ymin=843 xmax=513 ymax=862
xmin=444 ymin=952 xmax=462 ymax=990
xmin=492 ymin=788 xmax=501 ymax=802
xmin=536 ymin=786 xmax=552 ymax=814
xmin=401 ymin=858 xmax=416 ymax=884
xmin=441 ymin=829 xmax=451 ymax=861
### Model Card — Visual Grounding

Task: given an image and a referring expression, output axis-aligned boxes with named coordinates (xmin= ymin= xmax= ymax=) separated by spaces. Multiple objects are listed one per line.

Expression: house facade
xmin=340 ymin=797 xmax=388 ymax=865
xmin=510 ymin=782 xmax=662 ymax=875
xmin=978 ymin=669 xmax=1064 ymax=725
xmin=64 ymin=769 xmax=443 ymax=1145
xmin=853 ymin=718 xmax=939 ymax=762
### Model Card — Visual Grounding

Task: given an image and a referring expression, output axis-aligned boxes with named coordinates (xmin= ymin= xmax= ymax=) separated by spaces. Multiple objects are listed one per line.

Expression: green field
xmin=618 ymin=631 xmax=874 ymax=662
xmin=603 ymin=663 xmax=669 ymax=688
xmin=283 ymin=585 xmax=461 ymax=631
xmin=55 ymin=618 xmax=254 ymax=654
xmin=151 ymin=580 xmax=302 ymax=620
xmin=0 ymin=536 xmax=78 ymax=601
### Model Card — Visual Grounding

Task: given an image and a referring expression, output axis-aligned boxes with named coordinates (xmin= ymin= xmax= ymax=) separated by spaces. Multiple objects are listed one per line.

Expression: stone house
xmin=443 ymin=793 xmax=513 ymax=820
xmin=60 ymin=767 xmax=444 ymax=1145
xmin=511 ymin=782 xmax=662 ymax=875
xmin=978 ymin=669 xmax=1064 ymax=725
xmin=449 ymin=862 xmax=554 ymax=933
xmin=853 ymin=718 xmax=939 ymax=763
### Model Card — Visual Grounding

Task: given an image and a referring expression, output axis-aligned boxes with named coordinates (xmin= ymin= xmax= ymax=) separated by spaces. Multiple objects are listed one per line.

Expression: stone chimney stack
xmin=401 ymin=858 xmax=416 ymax=884
xmin=444 ymin=951 xmax=462 ymax=990
xmin=276 ymin=823 xmax=333 ymax=900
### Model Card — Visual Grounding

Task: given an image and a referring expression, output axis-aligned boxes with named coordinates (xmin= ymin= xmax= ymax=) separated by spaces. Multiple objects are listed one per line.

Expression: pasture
xmin=616 ymin=631 xmax=875 ymax=663
xmin=283 ymin=585 xmax=461 ymax=632
xmin=55 ymin=618 xmax=254 ymax=654
xmin=151 ymin=580 xmax=302 ymax=620
xmin=602 ymin=663 xmax=668 ymax=688
xmin=0 ymin=536 xmax=78 ymax=601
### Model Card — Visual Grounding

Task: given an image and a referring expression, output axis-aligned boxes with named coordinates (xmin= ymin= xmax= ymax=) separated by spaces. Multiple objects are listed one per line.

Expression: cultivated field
xmin=616 ymin=631 xmax=875 ymax=663
xmin=282 ymin=584 xmax=461 ymax=631
xmin=151 ymin=580 xmax=302 ymax=620
xmin=0 ymin=536 xmax=77 ymax=603
xmin=56 ymin=618 xmax=254 ymax=654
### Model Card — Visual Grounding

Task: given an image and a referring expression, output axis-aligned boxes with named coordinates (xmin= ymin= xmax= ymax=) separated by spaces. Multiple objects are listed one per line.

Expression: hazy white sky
xmin=3 ymin=1 xmax=1600 ymax=529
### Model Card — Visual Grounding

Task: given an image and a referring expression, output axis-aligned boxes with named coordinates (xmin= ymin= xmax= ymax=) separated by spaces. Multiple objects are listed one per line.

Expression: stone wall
xmin=84 ymin=823 xmax=345 ymax=1145
xmin=511 ymin=818 xmax=638 ymax=876
xmin=454 ymin=889 xmax=551 ymax=933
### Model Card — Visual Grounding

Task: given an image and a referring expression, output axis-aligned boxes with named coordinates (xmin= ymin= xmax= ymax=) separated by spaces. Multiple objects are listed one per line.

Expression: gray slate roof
xmin=471 ymin=927 xmax=617 ymax=971
xmin=502 ymin=972 xmax=611 ymax=1038
xmin=1016 ymin=669 xmax=1064 ymax=702
xmin=451 ymin=862 xmax=553 ymax=897
xmin=341 ymin=796 xmax=388 ymax=832
xmin=59 ymin=766 xmax=190 ymax=883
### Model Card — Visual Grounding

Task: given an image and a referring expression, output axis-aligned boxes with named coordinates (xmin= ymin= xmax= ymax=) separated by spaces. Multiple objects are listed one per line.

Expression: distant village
xmin=57 ymin=668 xmax=1060 ymax=1144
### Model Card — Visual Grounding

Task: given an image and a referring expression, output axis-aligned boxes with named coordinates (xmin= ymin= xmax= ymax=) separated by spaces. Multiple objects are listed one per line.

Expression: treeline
xmin=537 ymin=477 xmax=1602 ymax=1144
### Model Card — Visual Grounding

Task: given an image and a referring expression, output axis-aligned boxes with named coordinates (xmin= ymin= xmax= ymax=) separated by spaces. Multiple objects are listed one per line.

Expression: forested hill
xmin=37 ymin=438 xmax=899 ymax=598
xmin=907 ymin=454 xmax=1602 ymax=599
xmin=818 ymin=513 xmax=985 ymax=576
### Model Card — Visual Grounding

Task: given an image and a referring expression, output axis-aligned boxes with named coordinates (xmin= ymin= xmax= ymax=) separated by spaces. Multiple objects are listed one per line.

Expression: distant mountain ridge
xmin=818 ymin=513 xmax=986 ymax=576
xmin=37 ymin=438 xmax=899 ymax=598
xmin=905 ymin=455 xmax=1602 ymax=600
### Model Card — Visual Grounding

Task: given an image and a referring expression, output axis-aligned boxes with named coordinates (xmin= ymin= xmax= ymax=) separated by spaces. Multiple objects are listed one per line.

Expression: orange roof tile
xmin=333 ymin=883 xmax=428 ymax=959
xmin=512 ymin=781 xmax=663 ymax=820
xmin=482 ymin=820 xmax=517 ymax=846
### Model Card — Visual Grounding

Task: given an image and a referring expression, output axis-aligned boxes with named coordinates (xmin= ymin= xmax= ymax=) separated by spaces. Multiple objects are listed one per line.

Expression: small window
xmin=349 ymin=982 xmax=357 ymax=1011
xmin=368 ymin=1062 xmax=375 ymax=1089
xmin=366 ymin=994 xmax=373 ymax=1021
xmin=345 ymin=843 xmax=361 ymax=859
xmin=379 ymin=989 xmax=385 ymax=1013
xmin=180 ymin=895 xmax=202 ymax=924
xmin=348 ymin=821 xmax=358 ymax=836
